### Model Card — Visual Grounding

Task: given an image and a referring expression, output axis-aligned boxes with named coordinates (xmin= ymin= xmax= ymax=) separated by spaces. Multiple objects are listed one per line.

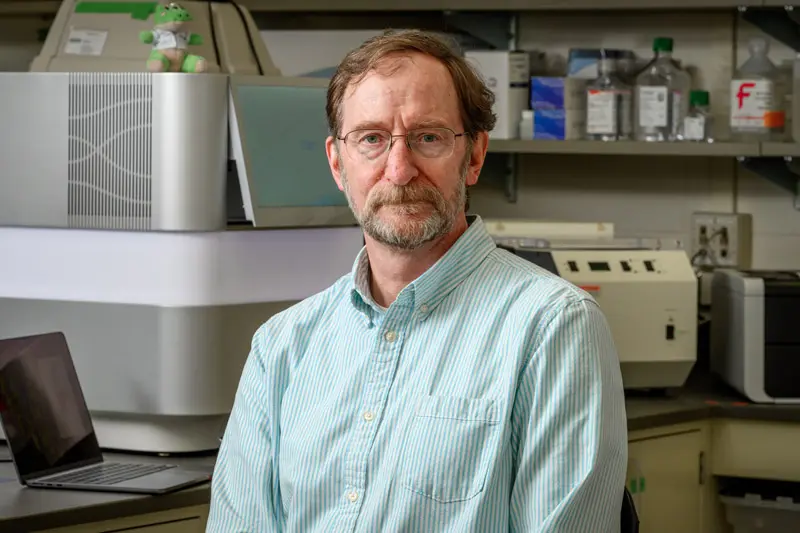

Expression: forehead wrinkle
xmin=340 ymin=52 xmax=461 ymax=133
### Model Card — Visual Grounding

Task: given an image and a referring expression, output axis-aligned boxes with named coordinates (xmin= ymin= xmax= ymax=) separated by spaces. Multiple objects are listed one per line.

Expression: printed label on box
xmin=64 ymin=29 xmax=108 ymax=56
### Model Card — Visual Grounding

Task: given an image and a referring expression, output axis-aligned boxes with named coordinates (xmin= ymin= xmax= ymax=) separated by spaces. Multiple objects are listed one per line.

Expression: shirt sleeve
xmin=206 ymin=325 xmax=285 ymax=532
xmin=509 ymin=298 xmax=628 ymax=533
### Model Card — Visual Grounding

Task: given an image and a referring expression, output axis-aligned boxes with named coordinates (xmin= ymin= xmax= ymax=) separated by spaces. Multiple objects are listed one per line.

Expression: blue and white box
xmin=533 ymin=109 xmax=586 ymax=140
xmin=530 ymin=77 xmax=587 ymax=110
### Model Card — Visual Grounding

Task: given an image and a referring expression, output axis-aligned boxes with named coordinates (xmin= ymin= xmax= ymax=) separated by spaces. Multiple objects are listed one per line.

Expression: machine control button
xmin=644 ymin=260 xmax=655 ymax=272
xmin=665 ymin=324 xmax=675 ymax=340
xmin=568 ymin=260 xmax=578 ymax=272
xmin=621 ymin=261 xmax=631 ymax=272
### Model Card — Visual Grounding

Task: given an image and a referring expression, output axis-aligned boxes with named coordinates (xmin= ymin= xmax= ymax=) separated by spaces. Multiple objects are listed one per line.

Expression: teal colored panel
xmin=236 ymin=84 xmax=347 ymax=209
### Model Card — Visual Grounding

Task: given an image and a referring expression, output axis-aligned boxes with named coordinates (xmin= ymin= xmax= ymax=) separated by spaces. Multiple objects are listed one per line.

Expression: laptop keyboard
xmin=43 ymin=462 xmax=175 ymax=486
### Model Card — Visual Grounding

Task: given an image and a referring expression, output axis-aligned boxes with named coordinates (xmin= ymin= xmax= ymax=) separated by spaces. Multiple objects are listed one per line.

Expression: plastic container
xmin=519 ymin=110 xmax=533 ymax=140
xmin=730 ymin=37 xmax=786 ymax=142
xmin=720 ymin=493 xmax=800 ymax=532
xmin=634 ymin=37 xmax=692 ymax=142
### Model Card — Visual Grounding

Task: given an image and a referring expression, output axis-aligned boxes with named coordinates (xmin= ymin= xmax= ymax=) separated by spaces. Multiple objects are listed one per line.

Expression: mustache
xmin=366 ymin=183 xmax=443 ymax=210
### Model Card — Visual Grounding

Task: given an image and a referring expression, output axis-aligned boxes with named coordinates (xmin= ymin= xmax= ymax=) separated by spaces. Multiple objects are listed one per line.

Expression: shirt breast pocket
xmin=400 ymin=395 xmax=501 ymax=504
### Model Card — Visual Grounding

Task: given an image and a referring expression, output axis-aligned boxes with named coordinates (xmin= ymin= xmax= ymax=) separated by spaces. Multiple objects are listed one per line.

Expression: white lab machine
xmin=0 ymin=0 xmax=363 ymax=453
xmin=711 ymin=269 xmax=800 ymax=404
xmin=500 ymin=241 xmax=698 ymax=390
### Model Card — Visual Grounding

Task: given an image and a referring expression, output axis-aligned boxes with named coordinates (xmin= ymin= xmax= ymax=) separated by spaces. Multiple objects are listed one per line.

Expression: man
xmin=207 ymin=29 xmax=628 ymax=532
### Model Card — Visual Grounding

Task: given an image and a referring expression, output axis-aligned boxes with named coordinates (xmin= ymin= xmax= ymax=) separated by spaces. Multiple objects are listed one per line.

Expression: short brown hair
xmin=326 ymin=29 xmax=497 ymax=140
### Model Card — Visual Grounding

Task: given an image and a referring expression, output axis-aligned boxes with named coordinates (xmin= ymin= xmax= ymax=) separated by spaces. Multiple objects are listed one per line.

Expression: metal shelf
xmin=238 ymin=0 xmax=758 ymax=11
xmin=760 ymin=142 xmax=800 ymax=157
xmin=488 ymin=139 xmax=761 ymax=156
xmin=0 ymin=1 xmax=59 ymax=15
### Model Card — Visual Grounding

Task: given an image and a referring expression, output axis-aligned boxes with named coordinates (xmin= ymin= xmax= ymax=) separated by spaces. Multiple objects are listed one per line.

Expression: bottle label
xmin=730 ymin=79 xmax=785 ymax=129
xmin=638 ymin=86 xmax=668 ymax=128
xmin=587 ymin=90 xmax=617 ymax=134
xmin=683 ymin=116 xmax=705 ymax=140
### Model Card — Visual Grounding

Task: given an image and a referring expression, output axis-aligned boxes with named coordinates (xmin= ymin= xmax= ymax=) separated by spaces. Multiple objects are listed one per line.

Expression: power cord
xmin=691 ymin=227 xmax=727 ymax=268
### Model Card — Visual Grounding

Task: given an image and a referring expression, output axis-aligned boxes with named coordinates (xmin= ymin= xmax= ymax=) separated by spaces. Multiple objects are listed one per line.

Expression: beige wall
xmin=3 ymin=10 xmax=798 ymax=269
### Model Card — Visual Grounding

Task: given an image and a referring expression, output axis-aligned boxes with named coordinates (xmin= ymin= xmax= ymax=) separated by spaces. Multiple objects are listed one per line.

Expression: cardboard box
xmin=465 ymin=50 xmax=531 ymax=139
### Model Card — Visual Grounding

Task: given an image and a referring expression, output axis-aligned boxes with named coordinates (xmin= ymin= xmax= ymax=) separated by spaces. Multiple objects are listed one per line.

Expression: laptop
xmin=0 ymin=331 xmax=212 ymax=495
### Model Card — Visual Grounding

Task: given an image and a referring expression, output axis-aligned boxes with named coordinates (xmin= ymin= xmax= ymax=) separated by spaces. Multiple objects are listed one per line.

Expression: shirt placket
xmin=339 ymin=301 xmax=412 ymax=531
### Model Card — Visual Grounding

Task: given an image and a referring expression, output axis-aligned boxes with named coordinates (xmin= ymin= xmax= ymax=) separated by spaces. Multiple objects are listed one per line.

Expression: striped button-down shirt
xmin=207 ymin=215 xmax=628 ymax=533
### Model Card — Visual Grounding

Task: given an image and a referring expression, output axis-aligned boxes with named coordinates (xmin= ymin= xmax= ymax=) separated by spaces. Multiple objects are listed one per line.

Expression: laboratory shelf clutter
xmin=0 ymin=0 xmax=767 ymax=15
xmin=487 ymin=139 xmax=772 ymax=157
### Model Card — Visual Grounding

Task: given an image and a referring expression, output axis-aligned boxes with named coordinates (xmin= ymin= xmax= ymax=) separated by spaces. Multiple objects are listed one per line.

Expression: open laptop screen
xmin=0 ymin=332 xmax=102 ymax=482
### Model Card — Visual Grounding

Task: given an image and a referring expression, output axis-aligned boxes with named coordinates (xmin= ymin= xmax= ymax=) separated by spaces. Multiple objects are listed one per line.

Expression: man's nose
xmin=384 ymin=138 xmax=419 ymax=186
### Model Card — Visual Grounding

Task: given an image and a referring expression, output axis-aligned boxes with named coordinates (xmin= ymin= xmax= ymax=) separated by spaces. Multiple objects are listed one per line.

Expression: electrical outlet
xmin=690 ymin=212 xmax=753 ymax=269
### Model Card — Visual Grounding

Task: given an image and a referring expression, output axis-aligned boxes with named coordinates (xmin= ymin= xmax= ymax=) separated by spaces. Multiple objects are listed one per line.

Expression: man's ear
xmin=326 ymin=136 xmax=345 ymax=192
xmin=465 ymin=131 xmax=489 ymax=187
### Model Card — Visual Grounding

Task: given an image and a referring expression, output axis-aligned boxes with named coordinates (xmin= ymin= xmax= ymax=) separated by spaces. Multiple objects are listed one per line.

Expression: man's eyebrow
xmin=344 ymin=118 xmax=455 ymax=133
xmin=346 ymin=121 xmax=389 ymax=132
xmin=411 ymin=119 xmax=452 ymax=129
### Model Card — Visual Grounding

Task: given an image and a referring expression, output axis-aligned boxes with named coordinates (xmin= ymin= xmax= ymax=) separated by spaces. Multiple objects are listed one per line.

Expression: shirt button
xmin=347 ymin=490 xmax=359 ymax=502
xmin=384 ymin=330 xmax=397 ymax=342
xmin=363 ymin=410 xmax=375 ymax=422
xmin=419 ymin=304 xmax=429 ymax=313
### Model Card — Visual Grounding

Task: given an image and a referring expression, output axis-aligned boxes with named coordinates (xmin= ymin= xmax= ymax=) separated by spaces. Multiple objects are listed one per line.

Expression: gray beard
xmin=341 ymin=158 xmax=469 ymax=251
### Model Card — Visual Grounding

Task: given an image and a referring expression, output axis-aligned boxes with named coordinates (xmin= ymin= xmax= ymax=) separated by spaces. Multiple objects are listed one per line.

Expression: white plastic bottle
xmin=634 ymin=37 xmax=692 ymax=142
xmin=730 ymin=37 xmax=785 ymax=142
xmin=677 ymin=90 xmax=714 ymax=142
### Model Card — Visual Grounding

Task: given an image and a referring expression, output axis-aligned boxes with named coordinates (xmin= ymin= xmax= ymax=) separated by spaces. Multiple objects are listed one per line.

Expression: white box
xmin=465 ymin=50 xmax=530 ymax=139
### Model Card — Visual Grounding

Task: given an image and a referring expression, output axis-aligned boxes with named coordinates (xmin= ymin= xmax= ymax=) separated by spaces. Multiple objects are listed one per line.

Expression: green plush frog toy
xmin=139 ymin=2 xmax=207 ymax=73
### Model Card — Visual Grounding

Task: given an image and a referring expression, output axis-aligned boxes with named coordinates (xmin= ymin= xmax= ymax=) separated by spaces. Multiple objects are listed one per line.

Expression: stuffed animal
xmin=139 ymin=2 xmax=207 ymax=73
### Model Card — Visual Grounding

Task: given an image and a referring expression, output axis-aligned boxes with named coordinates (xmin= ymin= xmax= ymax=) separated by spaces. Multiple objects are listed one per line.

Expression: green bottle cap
xmin=690 ymin=90 xmax=709 ymax=107
xmin=653 ymin=37 xmax=674 ymax=52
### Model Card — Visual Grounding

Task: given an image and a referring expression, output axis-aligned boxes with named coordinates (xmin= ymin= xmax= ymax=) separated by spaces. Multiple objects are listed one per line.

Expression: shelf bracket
xmin=504 ymin=153 xmax=518 ymax=203
xmin=740 ymin=6 xmax=800 ymax=52
xmin=481 ymin=152 xmax=518 ymax=203
xmin=738 ymin=156 xmax=800 ymax=210
xmin=442 ymin=12 xmax=517 ymax=51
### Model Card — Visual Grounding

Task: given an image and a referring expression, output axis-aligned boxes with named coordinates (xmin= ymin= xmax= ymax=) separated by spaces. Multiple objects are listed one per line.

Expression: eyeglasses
xmin=337 ymin=127 xmax=467 ymax=161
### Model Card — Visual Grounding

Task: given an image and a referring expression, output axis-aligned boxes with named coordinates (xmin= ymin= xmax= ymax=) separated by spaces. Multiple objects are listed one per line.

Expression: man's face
xmin=326 ymin=52 xmax=487 ymax=251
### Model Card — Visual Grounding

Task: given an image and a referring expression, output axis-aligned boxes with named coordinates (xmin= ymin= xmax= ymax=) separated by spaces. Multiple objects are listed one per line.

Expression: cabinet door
xmin=627 ymin=430 xmax=703 ymax=533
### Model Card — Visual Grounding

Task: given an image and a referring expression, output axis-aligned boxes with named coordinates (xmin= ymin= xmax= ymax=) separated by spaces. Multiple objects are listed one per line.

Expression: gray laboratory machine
xmin=501 ymin=242 xmax=698 ymax=390
xmin=711 ymin=269 xmax=800 ymax=404
xmin=0 ymin=0 xmax=363 ymax=453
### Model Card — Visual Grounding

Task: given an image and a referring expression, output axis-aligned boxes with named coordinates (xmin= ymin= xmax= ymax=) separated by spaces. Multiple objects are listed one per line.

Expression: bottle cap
xmin=653 ymin=37 xmax=674 ymax=52
xmin=690 ymin=90 xmax=709 ymax=107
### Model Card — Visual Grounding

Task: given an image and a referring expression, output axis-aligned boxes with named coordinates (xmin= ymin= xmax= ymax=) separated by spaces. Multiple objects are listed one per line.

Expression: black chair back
xmin=621 ymin=487 xmax=639 ymax=533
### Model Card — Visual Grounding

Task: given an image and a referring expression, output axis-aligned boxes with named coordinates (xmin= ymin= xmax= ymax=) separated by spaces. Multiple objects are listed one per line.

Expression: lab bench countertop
xmin=3 ymin=374 xmax=800 ymax=532
xmin=0 ymin=452 xmax=214 ymax=533
xmin=626 ymin=373 xmax=800 ymax=431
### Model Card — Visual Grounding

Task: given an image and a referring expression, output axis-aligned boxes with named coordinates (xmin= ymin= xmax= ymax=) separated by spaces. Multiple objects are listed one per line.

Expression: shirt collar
xmin=349 ymin=215 xmax=496 ymax=320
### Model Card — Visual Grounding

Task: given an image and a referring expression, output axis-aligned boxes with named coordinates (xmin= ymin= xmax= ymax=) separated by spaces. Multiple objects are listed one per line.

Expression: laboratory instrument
xmin=501 ymin=243 xmax=698 ymax=390
xmin=0 ymin=0 xmax=363 ymax=454
xmin=711 ymin=269 xmax=800 ymax=404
